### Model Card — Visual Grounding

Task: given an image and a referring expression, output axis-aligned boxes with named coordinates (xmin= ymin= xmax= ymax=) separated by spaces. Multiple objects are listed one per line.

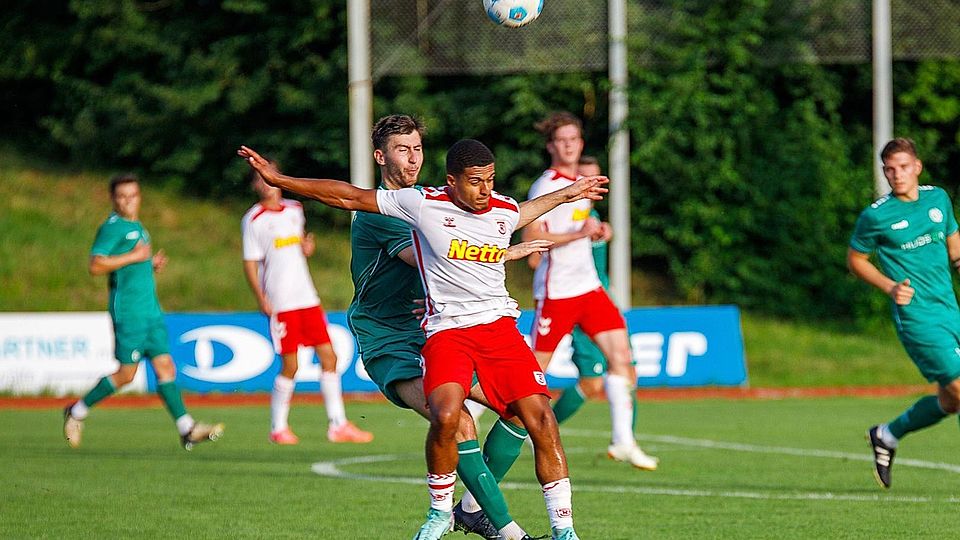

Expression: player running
xmin=523 ymin=112 xmax=657 ymax=470
xmin=242 ymin=168 xmax=373 ymax=445
xmin=63 ymin=173 xmax=223 ymax=451
xmin=239 ymin=138 xmax=607 ymax=540
xmin=849 ymin=138 xmax=960 ymax=489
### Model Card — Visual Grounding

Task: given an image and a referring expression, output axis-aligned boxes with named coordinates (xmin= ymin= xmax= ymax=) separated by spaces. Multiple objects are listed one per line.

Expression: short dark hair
xmin=445 ymin=139 xmax=494 ymax=175
xmin=881 ymin=138 xmax=919 ymax=161
xmin=371 ymin=114 xmax=425 ymax=151
xmin=578 ymin=155 xmax=599 ymax=167
xmin=109 ymin=173 xmax=139 ymax=195
xmin=534 ymin=111 xmax=583 ymax=143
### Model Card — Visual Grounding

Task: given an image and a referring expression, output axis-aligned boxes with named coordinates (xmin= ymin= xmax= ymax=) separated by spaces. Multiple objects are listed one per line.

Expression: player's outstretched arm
xmin=516 ymin=175 xmax=608 ymax=230
xmin=238 ymin=145 xmax=379 ymax=213
xmin=503 ymin=239 xmax=554 ymax=262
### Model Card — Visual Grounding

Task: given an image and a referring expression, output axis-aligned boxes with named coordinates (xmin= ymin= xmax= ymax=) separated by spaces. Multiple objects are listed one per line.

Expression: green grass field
xmin=3 ymin=397 xmax=958 ymax=539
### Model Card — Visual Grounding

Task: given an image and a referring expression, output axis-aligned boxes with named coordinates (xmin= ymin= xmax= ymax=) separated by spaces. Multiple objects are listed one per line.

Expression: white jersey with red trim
xmin=241 ymin=199 xmax=320 ymax=313
xmin=527 ymin=168 xmax=601 ymax=300
xmin=376 ymin=186 xmax=521 ymax=337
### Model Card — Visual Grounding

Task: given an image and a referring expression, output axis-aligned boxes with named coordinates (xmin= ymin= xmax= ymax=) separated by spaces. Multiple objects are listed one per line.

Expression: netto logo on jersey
xmin=273 ymin=235 xmax=301 ymax=248
xmin=571 ymin=208 xmax=590 ymax=221
xmin=447 ymin=239 xmax=506 ymax=263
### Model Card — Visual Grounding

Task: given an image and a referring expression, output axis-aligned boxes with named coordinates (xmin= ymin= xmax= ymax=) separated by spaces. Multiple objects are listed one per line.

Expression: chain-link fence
xmin=371 ymin=0 xmax=960 ymax=78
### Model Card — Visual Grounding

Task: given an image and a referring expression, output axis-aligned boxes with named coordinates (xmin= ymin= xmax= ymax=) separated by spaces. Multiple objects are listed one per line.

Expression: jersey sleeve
xmin=849 ymin=208 xmax=878 ymax=254
xmin=375 ymin=214 xmax=414 ymax=256
xmin=241 ymin=215 xmax=265 ymax=261
xmin=90 ymin=221 xmax=124 ymax=257
xmin=376 ymin=188 xmax=422 ymax=226
xmin=941 ymin=189 xmax=959 ymax=236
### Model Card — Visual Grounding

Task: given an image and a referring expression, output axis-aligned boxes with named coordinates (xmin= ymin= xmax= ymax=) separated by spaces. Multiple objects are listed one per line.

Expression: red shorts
xmin=530 ymin=287 xmax=626 ymax=353
xmin=421 ymin=317 xmax=550 ymax=417
xmin=270 ymin=305 xmax=331 ymax=355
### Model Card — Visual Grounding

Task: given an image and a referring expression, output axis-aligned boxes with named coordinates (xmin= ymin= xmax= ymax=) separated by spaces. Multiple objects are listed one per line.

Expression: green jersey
xmin=346 ymin=186 xmax=426 ymax=362
xmin=90 ymin=213 xmax=162 ymax=323
xmin=850 ymin=185 xmax=960 ymax=340
xmin=589 ymin=209 xmax=609 ymax=289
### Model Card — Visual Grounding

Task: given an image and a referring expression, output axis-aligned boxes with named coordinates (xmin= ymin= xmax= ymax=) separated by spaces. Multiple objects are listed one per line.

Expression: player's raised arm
xmin=517 ymin=175 xmax=608 ymax=230
xmin=238 ymin=145 xmax=380 ymax=214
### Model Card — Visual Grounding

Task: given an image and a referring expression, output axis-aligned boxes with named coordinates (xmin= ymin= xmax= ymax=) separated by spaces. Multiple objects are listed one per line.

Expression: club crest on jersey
xmin=447 ymin=239 xmax=506 ymax=263
xmin=443 ymin=217 xmax=456 ymax=228
xmin=929 ymin=208 xmax=944 ymax=223
xmin=533 ymin=371 xmax=547 ymax=386
xmin=497 ymin=221 xmax=506 ymax=235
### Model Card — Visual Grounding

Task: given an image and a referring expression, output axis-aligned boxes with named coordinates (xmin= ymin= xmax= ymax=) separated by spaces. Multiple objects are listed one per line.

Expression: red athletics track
xmin=0 ymin=384 xmax=935 ymax=410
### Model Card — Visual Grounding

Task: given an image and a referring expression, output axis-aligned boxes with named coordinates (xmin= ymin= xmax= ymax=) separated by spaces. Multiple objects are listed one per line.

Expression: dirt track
xmin=0 ymin=384 xmax=934 ymax=409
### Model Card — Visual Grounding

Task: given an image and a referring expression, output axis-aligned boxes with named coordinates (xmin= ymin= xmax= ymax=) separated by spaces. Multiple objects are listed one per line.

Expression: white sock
xmin=464 ymin=399 xmax=486 ymax=422
xmin=70 ymin=400 xmax=89 ymax=420
xmin=604 ymin=373 xmax=635 ymax=447
xmin=878 ymin=423 xmax=900 ymax=448
xmin=321 ymin=370 xmax=347 ymax=428
xmin=270 ymin=375 xmax=295 ymax=432
xmin=498 ymin=521 xmax=527 ymax=540
xmin=427 ymin=472 xmax=457 ymax=512
xmin=460 ymin=489 xmax=482 ymax=513
xmin=542 ymin=477 xmax=574 ymax=531
xmin=175 ymin=414 xmax=195 ymax=436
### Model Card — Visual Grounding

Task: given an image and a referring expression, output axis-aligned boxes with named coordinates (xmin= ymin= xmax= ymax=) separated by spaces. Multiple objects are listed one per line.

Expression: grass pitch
xmin=3 ymin=396 xmax=959 ymax=539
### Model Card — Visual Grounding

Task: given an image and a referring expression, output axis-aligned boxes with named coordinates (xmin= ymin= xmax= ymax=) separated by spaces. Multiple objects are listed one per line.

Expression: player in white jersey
xmin=522 ymin=111 xmax=658 ymax=471
xmin=238 ymin=139 xmax=607 ymax=540
xmin=242 ymin=170 xmax=373 ymax=445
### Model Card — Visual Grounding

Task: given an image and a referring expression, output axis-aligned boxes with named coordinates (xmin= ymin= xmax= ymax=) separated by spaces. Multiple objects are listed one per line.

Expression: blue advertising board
xmin=156 ymin=306 xmax=747 ymax=393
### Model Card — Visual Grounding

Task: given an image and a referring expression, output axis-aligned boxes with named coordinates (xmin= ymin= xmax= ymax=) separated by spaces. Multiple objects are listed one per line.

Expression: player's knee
xmin=580 ymin=379 xmax=604 ymax=399
xmin=430 ymin=404 xmax=462 ymax=434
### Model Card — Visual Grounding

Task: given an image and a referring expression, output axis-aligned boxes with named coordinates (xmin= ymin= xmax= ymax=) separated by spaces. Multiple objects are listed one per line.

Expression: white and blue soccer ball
xmin=483 ymin=0 xmax=543 ymax=28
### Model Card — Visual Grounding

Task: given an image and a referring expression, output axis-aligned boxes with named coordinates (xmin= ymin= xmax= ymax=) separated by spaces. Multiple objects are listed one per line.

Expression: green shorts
xmin=902 ymin=333 xmax=960 ymax=387
xmin=362 ymin=351 xmax=423 ymax=408
xmin=113 ymin=317 xmax=169 ymax=364
xmin=570 ymin=327 xmax=607 ymax=378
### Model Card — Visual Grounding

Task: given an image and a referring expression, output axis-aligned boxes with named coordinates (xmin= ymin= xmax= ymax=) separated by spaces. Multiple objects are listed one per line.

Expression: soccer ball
xmin=483 ymin=0 xmax=543 ymax=28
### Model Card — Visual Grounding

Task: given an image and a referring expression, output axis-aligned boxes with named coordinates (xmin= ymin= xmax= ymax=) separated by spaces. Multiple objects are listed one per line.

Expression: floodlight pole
xmin=872 ymin=0 xmax=893 ymax=196
xmin=608 ymin=0 xmax=631 ymax=309
xmin=348 ymin=0 xmax=374 ymax=189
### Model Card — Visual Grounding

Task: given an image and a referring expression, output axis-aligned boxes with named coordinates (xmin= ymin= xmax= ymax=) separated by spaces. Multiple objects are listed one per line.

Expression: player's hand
xmin=302 ymin=232 xmax=316 ymax=257
xmin=888 ymin=278 xmax=914 ymax=305
xmin=596 ymin=221 xmax=613 ymax=242
xmin=129 ymin=241 xmax=152 ymax=263
xmin=563 ymin=175 xmax=608 ymax=203
xmin=152 ymin=249 xmax=168 ymax=273
xmin=258 ymin=297 xmax=273 ymax=317
xmin=411 ymin=298 xmax=426 ymax=320
xmin=504 ymin=239 xmax=554 ymax=262
xmin=580 ymin=217 xmax=602 ymax=240
xmin=238 ymin=145 xmax=283 ymax=186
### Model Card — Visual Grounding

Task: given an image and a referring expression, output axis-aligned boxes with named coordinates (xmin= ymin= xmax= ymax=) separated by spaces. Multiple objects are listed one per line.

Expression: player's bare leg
xmin=317 ymin=343 xmax=372 ymax=443
xmin=593 ymin=328 xmax=658 ymax=470
xmin=413 ymin=382 xmax=466 ymax=539
xmin=510 ymin=394 xmax=578 ymax=540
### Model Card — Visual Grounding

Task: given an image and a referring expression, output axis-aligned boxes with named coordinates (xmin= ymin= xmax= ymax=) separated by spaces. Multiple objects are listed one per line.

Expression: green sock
xmin=156 ymin=380 xmax=188 ymax=421
xmin=632 ymin=392 xmax=638 ymax=431
xmin=82 ymin=377 xmax=116 ymax=407
xmin=457 ymin=440 xmax=512 ymax=529
xmin=552 ymin=385 xmax=586 ymax=424
xmin=482 ymin=419 xmax=527 ymax=482
xmin=888 ymin=395 xmax=947 ymax=439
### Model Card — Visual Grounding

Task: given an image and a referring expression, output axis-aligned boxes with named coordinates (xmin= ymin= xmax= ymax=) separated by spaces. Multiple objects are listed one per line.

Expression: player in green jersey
xmin=63 ymin=174 xmax=224 ymax=451
xmin=347 ymin=116 xmax=557 ymax=540
xmin=848 ymin=138 xmax=960 ymax=488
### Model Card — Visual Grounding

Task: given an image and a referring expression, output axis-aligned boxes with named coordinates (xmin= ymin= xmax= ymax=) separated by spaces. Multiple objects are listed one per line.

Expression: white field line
xmin=562 ymin=428 xmax=960 ymax=474
xmin=311 ymin=442 xmax=960 ymax=503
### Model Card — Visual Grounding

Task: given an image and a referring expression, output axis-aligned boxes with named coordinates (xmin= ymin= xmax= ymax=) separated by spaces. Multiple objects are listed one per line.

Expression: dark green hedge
xmin=4 ymin=0 xmax=960 ymax=322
